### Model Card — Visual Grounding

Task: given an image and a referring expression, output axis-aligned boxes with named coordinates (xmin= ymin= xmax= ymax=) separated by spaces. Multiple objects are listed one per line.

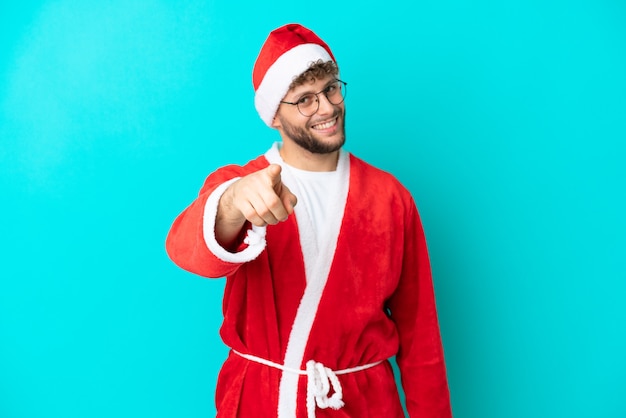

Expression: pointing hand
xmin=219 ymin=164 xmax=298 ymax=229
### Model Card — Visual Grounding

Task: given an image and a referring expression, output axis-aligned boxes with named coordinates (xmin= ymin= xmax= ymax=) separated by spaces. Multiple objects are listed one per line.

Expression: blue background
xmin=1 ymin=1 xmax=625 ymax=417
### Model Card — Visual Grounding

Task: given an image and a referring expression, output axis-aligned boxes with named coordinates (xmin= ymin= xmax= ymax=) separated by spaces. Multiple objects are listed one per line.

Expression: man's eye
xmin=325 ymin=84 xmax=337 ymax=94
xmin=298 ymin=94 xmax=315 ymax=106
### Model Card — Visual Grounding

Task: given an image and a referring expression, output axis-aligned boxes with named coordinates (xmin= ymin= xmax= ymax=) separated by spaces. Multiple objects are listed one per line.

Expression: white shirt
xmin=285 ymin=164 xmax=342 ymax=249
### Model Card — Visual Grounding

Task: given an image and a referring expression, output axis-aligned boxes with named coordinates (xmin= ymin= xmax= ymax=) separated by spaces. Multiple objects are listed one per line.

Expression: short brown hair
xmin=289 ymin=60 xmax=339 ymax=89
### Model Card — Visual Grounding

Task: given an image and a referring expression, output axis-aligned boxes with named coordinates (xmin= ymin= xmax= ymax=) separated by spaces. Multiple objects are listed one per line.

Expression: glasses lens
xmin=327 ymin=81 xmax=346 ymax=105
xmin=297 ymin=93 xmax=318 ymax=116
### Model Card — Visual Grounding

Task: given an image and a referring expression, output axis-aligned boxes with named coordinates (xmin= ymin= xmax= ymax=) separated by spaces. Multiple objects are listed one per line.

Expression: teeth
xmin=312 ymin=118 xmax=337 ymax=130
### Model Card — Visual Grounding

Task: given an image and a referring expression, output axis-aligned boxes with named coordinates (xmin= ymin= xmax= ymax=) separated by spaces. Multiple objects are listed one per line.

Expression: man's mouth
xmin=311 ymin=117 xmax=338 ymax=130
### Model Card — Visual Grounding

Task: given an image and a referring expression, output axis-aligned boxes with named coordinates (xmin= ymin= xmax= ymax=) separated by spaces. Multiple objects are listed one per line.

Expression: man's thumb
xmin=267 ymin=164 xmax=297 ymax=211
xmin=281 ymin=185 xmax=298 ymax=213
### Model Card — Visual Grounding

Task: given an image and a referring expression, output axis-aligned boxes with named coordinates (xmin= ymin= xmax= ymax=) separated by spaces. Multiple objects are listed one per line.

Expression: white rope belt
xmin=232 ymin=350 xmax=383 ymax=418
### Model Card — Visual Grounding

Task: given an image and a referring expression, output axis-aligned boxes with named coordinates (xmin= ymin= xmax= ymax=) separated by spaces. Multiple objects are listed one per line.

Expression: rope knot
xmin=306 ymin=360 xmax=345 ymax=417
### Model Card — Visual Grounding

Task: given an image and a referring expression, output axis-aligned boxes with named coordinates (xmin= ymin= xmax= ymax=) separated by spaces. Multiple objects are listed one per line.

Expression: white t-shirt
xmin=285 ymin=163 xmax=342 ymax=249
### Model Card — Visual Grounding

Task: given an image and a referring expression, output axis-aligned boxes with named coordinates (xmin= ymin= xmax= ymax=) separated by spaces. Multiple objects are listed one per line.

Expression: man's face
xmin=272 ymin=75 xmax=346 ymax=154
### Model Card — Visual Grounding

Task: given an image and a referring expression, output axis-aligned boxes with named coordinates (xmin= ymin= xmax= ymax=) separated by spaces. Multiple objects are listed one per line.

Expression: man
xmin=166 ymin=24 xmax=452 ymax=418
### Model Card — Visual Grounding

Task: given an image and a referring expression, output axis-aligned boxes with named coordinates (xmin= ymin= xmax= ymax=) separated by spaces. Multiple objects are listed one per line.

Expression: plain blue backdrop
xmin=1 ymin=1 xmax=625 ymax=417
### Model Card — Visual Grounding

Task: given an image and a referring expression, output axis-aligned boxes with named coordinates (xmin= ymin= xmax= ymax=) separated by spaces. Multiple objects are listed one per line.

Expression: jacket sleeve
xmin=165 ymin=162 xmax=268 ymax=278
xmin=387 ymin=200 xmax=452 ymax=417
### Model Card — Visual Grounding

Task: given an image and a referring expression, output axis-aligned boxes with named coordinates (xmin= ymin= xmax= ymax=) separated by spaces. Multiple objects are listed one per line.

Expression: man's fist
xmin=215 ymin=165 xmax=298 ymax=247
xmin=230 ymin=164 xmax=297 ymax=227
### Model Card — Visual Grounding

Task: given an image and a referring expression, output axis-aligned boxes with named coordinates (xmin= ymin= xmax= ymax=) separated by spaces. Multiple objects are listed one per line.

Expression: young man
xmin=166 ymin=24 xmax=452 ymax=418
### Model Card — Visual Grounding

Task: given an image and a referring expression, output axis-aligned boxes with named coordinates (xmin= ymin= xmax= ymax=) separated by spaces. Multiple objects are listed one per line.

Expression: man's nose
xmin=315 ymin=93 xmax=335 ymax=115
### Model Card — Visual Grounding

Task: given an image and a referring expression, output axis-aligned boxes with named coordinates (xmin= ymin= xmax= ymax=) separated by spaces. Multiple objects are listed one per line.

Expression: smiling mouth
xmin=311 ymin=117 xmax=337 ymax=130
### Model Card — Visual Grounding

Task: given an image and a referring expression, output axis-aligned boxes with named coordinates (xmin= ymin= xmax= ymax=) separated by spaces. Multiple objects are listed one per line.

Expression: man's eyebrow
xmin=292 ymin=79 xmax=335 ymax=99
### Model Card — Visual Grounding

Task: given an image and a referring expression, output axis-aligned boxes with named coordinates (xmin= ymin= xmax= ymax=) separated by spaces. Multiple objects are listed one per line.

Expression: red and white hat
xmin=253 ymin=24 xmax=336 ymax=127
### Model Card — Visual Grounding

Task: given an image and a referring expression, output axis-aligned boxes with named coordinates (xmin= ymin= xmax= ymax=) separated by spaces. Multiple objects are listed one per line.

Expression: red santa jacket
xmin=166 ymin=145 xmax=452 ymax=417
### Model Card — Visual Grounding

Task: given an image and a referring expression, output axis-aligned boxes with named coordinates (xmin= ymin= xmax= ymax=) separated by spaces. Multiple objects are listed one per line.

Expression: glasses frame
xmin=280 ymin=79 xmax=347 ymax=117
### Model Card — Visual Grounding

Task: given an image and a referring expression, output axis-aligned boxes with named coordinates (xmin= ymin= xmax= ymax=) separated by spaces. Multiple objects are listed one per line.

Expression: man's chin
xmin=308 ymin=136 xmax=346 ymax=154
xmin=308 ymin=127 xmax=345 ymax=149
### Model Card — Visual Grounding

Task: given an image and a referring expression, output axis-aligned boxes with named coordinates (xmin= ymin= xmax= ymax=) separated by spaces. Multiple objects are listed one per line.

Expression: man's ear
xmin=271 ymin=113 xmax=281 ymax=129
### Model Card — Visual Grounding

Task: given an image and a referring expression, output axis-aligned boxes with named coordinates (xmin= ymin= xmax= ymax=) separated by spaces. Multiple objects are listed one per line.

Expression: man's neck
xmin=279 ymin=142 xmax=340 ymax=172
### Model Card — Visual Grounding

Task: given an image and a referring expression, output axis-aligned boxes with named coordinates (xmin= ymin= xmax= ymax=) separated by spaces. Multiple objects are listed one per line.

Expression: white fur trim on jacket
xmin=202 ymin=178 xmax=267 ymax=263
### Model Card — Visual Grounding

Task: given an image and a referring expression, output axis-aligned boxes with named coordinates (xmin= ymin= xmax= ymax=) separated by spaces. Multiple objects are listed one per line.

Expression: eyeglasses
xmin=280 ymin=79 xmax=347 ymax=117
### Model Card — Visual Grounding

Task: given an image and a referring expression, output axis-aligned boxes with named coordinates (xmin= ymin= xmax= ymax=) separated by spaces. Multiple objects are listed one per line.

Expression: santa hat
xmin=253 ymin=24 xmax=336 ymax=127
